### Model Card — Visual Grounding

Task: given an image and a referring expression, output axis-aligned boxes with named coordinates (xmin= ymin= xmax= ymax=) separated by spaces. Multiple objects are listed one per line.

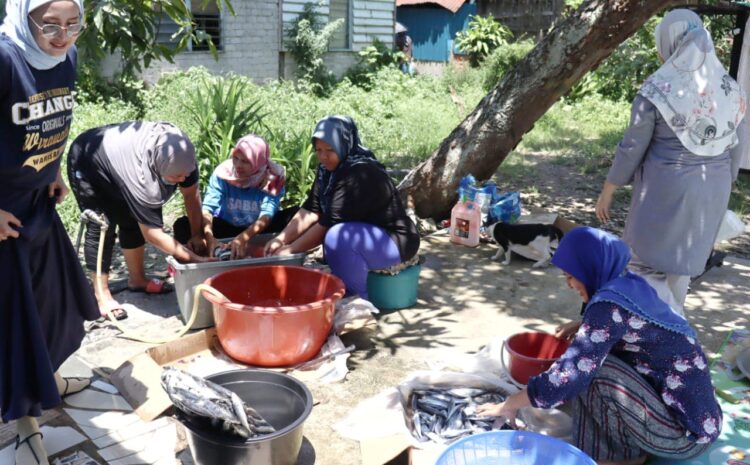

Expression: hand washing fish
xmin=161 ymin=368 xmax=276 ymax=438
xmin=409 ymin=388 xmax=509 ymax=444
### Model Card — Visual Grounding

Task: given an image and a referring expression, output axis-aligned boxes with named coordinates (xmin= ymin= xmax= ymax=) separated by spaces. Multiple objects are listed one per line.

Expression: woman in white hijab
xmin=595 ymin=9 xmax=746 ymax=315
xmin=1 ymin=1 xmax=100 ymax=464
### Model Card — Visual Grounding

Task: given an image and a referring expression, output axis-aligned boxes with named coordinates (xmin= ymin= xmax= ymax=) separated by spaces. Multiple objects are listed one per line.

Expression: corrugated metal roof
xmin=396 ymin=0 xmax=467 ymax=14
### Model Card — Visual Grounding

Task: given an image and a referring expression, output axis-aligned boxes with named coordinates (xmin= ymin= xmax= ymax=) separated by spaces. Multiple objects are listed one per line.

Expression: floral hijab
xmin=639 ymin=9 xmax=746 ymax=156
xmin=551 ymin=227 xmax=695 ymax=337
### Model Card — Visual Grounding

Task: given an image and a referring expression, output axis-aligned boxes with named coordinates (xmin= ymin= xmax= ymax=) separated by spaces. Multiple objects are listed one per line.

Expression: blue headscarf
xmin=311 ymin=115 xmax=385 ymax=215
xmin=551 ymin=227 xmax=695 ymax=337
xmin=0 ymin=0 xmax=83 ymax=70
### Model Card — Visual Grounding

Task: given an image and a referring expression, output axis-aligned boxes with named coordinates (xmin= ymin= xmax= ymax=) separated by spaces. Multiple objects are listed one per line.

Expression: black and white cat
xmin=490 ymin=223 xmax=563 ymax=268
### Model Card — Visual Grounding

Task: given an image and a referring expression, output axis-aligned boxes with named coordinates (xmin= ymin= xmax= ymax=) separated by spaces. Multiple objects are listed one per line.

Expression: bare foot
xmin=598 ymin=456 xmax=647 ymax=465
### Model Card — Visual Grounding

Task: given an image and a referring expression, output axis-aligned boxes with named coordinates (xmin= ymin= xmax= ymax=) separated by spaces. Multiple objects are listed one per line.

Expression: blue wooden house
xmin=396 ymin=0 xmax=477 ymax=62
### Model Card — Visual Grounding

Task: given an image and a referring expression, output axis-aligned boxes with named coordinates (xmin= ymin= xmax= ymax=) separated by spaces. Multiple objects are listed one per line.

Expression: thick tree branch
xmin=398 ymin=0 xmax=690 ymax=219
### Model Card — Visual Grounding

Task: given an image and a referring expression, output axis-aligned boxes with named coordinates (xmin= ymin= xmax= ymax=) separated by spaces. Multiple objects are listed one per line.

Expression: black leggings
xmin=68 ymin=145 xmax=145 ymax=274
xmin=173 ymin=207 xmax=299 ymax=244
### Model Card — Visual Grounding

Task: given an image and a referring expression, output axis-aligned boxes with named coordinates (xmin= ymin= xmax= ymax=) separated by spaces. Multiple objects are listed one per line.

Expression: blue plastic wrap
xmin=488 ymin=192 xmax=521 ymax=225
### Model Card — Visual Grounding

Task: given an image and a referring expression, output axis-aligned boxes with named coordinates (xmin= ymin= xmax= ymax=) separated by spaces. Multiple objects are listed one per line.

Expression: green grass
xmin=729 ymin=174 xmax=750 ymax=218
xmin=517 ymin=97 xmax=631 ymax=160
xmin=61 ymin=64 xmax=750 ymax=237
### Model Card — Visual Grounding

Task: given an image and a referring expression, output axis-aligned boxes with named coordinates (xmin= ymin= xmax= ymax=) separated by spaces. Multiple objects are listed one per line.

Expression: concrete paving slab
xmin=58 ymin=354 xmax=94 ymax=379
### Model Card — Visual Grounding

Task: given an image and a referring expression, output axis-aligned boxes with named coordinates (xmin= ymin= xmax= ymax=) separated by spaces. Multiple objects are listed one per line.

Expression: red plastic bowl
xmin=505 ymin=332 xmax=571 ymax=385
xmin=202 ymin=265 xmax=345 ymax=367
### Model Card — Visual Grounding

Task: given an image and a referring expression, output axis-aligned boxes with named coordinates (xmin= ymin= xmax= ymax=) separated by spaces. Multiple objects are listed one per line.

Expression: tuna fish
xmin=161 ymin=368 xmax=276 ymax=439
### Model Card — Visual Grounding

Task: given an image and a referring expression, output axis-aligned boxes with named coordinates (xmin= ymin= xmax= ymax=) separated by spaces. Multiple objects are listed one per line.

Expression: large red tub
xmin=202 ymin=265 xmax=345 ymax=367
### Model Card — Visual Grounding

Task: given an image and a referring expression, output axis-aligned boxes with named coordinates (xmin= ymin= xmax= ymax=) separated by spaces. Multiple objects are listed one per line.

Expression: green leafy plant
xmin=563 ymin=72 xmax=598 ymax=102
xmin=285 ymin=3 xmax=344 ymax=95
xmin=704 ymin=13 xmax=735 ymax=69
xmin=77 ymin=0 xmax=235 ymax=76
xmin=344 ymin=39 xmax=405 ymax=89
xmin=481 ymin=39 xmax=534 ymax=90
xmin=586 ymin=16 xmax=661 ymax=102
xmin=182 ymin=76 xmax=268 ymax=191
xmin=271 ymin=131 xmax=318 ymax=207
xmin=455 ymin=15 xmax=513 ymax=68
xmin=76 ymin=62 xmax=149 ymax=114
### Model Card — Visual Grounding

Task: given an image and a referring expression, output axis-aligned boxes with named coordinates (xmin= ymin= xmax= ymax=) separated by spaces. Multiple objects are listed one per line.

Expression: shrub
xmin=455 ymin=15 xmax=513 ymax=68
xmin=344 ymin=39 xmax=405 ymax=89
xmin=285 ymin=3 xmax=343 ymax=95
xmin=271 ymin=131 xmax=318 ymax=207
xmin=182 ymin=76 xmax=268 ymax=191
xmin=76 ymin=61 xmax=148 ymax=115
xmin=481 ymin=39 xmax=535 ymax=91
xmin=587 ymin=16 xmax=661 ymax=102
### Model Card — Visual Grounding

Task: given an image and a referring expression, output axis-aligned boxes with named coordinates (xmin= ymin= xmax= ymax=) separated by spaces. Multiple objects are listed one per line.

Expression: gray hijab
xmin=0 ymin=0 xmax=82 ymax=70
xmin=103 ymin=122 xmax=197 ymax=208
xmin=311 ymin=115 xmax=384 ymax=215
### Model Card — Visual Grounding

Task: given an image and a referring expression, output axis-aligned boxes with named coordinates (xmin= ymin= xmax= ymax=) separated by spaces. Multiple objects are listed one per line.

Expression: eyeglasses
xmin=28 ymin=16 xmax=84 ymax=38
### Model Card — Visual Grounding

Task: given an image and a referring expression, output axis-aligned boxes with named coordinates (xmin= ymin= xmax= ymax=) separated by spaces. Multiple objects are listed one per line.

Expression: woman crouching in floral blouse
xmin=478 ymin=227 xmax=721 ymax=465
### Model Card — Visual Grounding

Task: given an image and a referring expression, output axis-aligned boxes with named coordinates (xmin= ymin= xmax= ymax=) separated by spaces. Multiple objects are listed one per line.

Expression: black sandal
xmin=60 ymin=376 xmax=91 ymax=398
xmin=15 ymin=432 xmax=45 ymax=465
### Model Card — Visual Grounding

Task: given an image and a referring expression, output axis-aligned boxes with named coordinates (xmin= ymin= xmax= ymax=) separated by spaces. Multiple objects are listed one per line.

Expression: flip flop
xmin=127 ymin=278 xmax=174 ymax=295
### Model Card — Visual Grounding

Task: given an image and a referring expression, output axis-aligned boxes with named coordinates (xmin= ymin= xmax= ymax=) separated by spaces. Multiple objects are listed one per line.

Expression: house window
xmin=191 ymin=0 xmax=221 ymax=51
xmin=156 ymin=0 xmax=222 ymax=52
xmin=328 ymin=0 xmax=351 ymax=50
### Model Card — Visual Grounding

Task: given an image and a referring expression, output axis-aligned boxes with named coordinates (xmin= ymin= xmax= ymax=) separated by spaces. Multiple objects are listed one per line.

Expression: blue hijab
xmin=551 ymin=227 xmax=695 ymax=337
xmin=311 ymin=115 xmax=385 ymax=215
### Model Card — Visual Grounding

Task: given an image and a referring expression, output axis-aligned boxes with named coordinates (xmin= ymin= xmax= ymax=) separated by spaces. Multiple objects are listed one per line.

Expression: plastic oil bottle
xmin=450 ymin=195 xmax=481 ymax=247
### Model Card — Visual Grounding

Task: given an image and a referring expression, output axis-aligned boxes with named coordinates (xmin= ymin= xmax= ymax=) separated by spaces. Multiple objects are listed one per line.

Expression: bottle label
xmin=454 ymin=218 xmax=470 ymax=238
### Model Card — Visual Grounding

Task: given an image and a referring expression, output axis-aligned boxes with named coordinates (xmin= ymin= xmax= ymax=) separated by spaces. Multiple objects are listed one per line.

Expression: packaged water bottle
xmin=450 ymin=199 xmax=481 ymax=247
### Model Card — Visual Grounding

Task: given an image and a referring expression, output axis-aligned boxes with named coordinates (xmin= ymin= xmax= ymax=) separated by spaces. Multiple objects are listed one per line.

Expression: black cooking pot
xmin=177 ymin=369 xmax=313 ymax=465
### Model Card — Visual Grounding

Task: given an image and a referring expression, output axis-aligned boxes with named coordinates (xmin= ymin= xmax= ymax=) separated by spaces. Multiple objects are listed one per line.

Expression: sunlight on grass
xmin=498 ymin=151 xmax=537 ymax=180
xmin=518 ymin=98 xmax=631 ymax=160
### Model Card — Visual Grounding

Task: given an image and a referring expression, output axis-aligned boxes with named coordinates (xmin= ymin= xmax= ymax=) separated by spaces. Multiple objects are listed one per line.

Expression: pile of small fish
xmin=161 ymin=368 xmax=275 ymax=439
xmin=409 ymin=388 xmax=509 ymax=443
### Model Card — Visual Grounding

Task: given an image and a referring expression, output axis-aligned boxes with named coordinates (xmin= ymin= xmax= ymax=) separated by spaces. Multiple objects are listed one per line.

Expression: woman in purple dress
xmin=1 ymin=1 xmax=99 ymax=463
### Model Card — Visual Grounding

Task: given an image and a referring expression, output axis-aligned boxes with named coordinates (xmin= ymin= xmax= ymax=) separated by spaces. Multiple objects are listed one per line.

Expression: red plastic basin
xmin=202 ymin=265 xmax=345 ymax=367
xmin=505 ymin=332 xmax=571 ymax=385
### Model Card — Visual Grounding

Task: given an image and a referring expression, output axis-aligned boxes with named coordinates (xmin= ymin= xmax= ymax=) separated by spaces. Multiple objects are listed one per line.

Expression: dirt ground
xmin=1 ymin=154 xmax=748 ymax=465
xmin=496 ymin=151 xmax=750 ymax=259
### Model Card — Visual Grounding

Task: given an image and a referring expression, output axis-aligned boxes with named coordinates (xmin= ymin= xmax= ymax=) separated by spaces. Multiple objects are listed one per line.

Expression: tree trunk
xmin=398 ymin=0 xmax=692 ymax=220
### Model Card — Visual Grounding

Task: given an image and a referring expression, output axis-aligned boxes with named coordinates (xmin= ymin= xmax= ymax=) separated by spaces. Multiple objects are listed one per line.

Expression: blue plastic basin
xmin=366 ymin=263 xmax=421 ymax=310
xmin=435 ymin=430 xmax=595 ymax=465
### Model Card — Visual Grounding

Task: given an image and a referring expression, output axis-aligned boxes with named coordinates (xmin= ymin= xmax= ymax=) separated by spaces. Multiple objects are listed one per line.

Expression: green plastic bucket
xmin=366 ymin=263 xmax=421 ymax=310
